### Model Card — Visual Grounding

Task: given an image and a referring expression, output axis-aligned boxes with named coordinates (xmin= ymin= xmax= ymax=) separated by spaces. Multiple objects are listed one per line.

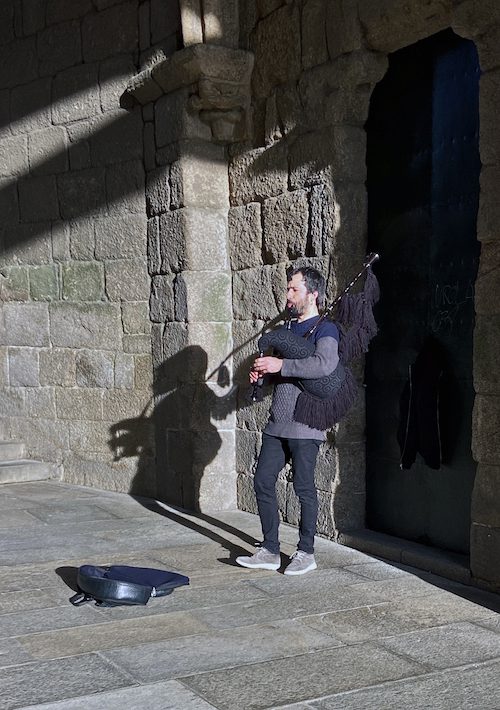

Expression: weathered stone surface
xmin=69 ymin=219 xmax=95 ymax=260
xmin=37 ymin=20 xmax=82 ymax=76
xmin=471 ymin=464 xmax=500 ymax=527
xmin=134 ymin=353 xmax=153 ymax=390
xmin=158 ymin=211 xmax=184 ymax=273
xmin=262 ymin=190 xmax=309 ymax=263
xmin=229 ymin=143 xmax=288 ymax=205
xmin=150 ymin=0 xmax=181 ymax=45
xmin=115 ymin=351 xmax=135 ymax=389
xmin=76 ymin=350 xmax=115 ymax=388
xmin=90 ymin=110 xmax=144 ymax=166
xmin=121 ymin=302 xmax=151 ymax=335
xmin=480 ymin=70 xmax=500 ymax=167
xmin=472 ymin=395 xmax=500 ymax=464
xmin=471 ymin=522 xmax=500 ymax=583
xmin=0 ymin=135 xmax=29 ymax=178
xmin=28 ymin=127 xmax=68 ymax=175
xmin=475 ymin=241 xmax=500 ymax=314
xmin=52 ymin=221 xmax=71 ymax=262
xmin=302 ymin=0 xmax=328 ymax=69
xmin=236 ymin=429 xmax=261 ymax=475
xmin=39 ymin=349 xmax=76 ymax=387
xmin=478 ymin=165 xmax=500 ymax=246
xmin=50 ymin=303 xmax=122 ymax=349
xmin=29 ymin=265 xmax=59 ymax=301
xmin=170 ymin=143 xmax=229 ymax=209
xmin=183 ymin=207 xmax=229 ymax=270
xmin=1 ymin=303 xmax=50 ymax=347
xmin=25 ymin=387 xmax=56 ymax=419
xmin=474 ymin=315 xmax=500 ymax=394
xmin=0 ymin=180 xmax=19 ymax=226
xmin=52 ymin=63 xmax=100 ymax=124
xmin=0 ymin=36 xmax=38 ymax=89
xmin=251 ymin=3 xmax=301 ymax=98
xmin=178 ymin=270 xmax=232 ymax=322
xmin=452 ymin=0 xmax=500 ymax=40
xmin=10 ymin=77 xmax=51 ymax=135
xmin=237 ymin=471 xmax=258 ymax=513
xmin=122 ymin=334 xmax=152 ymax=354
xmin=13 ymin=416 xmax=69 ymax=462
xmin=188 ymin=322 xmax=233 ymax=384
xmin=359 ymin=0 xmax=453 ymax=53
xmin=58 ymin=168 xmax=106 ymax=220
xmin=146 ymin=167 xmax=170 ymax=216
xmin=155 ymin=88 xmax=212 ymax=148
xmin=105 ymin=259 xmax=150 ymax=301
xmin=99 ymin=55 xmax=138 ymax=113
xmin=102 ymin=390 xmax=151 ymax=420
xmin=0 ymin=267 xmax=29 ymax=301
xmin=56 ymin=388 xmax=104 ymax=420
xmin=150 ymin=274 xmax=175 ymax=322
xmin=147 ymin=216 xmax=161 ymax=275
xmin=232 ymin=265 xmax=287 ymax=320
xmin=326 ymin=0 xmax=363 ymax=58
xmin=475 ymin=27 xmax=500 ymax=71
xmin=332 ymin=442 xmax=366 ymax=532
xmin=8 ymin=348 xmax=39 ymax=387
xmin=62 ymin=262 xmax=104 ymax=302
xmin=178 ymin=0 xmax=204 ymax=45
xmin=81 ymin=1 xmax=138 ymax=62
xmin=229 ymin=203 xmax=263 ymax=270
xmin=46 ymin=0 xmax=93 ymax=24
xmin=106 ymin=160 xmax=145 ymax=215
xmin=289 ymin=127 xmax=367 ymax=189
xmin=18 ymin=175 xmax=60 ymax=222
xmin=95 ymin=215 xmax=147 ymax=260
xmin=298 ymin=52 xmax=388 ymax=128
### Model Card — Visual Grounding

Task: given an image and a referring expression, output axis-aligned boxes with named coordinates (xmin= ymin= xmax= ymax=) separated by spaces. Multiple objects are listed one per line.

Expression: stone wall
xmin=230 ymin=0 xmax=500 ymax=589
xmin=0 ymin=0 xmax=181 ymax=496
xmin=232 ymin=0 xmax=388 ymax=537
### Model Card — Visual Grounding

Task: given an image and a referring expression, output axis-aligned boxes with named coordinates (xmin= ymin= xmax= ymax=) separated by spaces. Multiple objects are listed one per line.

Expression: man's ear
xmin=311 ymin=290 xmax=319 ymax=302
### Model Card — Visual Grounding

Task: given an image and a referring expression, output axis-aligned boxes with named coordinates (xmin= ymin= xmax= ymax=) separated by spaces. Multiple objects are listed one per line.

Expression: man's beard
xmin=286 ymin=299 xmax=307 ymax=319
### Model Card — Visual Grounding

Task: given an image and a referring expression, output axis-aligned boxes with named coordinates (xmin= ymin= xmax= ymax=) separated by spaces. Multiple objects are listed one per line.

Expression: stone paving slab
xmin=102 ymin=619 xmax=344 ymax=684
xmin=181 ymin=643 xmax=427 ymax=710
xmin=18 ymin=609 xmax=212 ymax=660
xmin=17 ymin=680 xmax=218 ymax=710
xmin=301 ymin=659 xmax=500 ymax=710
xmin=189 ymin=584 xmax=390 ymax=631
xmin=377 ymin=621 xmax=500 ymax=670
xmin=0 ymin=604 xmax=101 ymax=639
xmin=0 ymin=653 xmax=134 ymax=710
xmin=299 ymin=590 xmax=496 ymax=644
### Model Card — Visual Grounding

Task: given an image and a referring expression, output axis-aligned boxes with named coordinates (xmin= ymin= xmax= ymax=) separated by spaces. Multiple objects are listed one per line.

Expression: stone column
xmin=452 ymin=2 xmax=500 ymax=587
xmin=123 ymin=44 xmax=253 ymax=512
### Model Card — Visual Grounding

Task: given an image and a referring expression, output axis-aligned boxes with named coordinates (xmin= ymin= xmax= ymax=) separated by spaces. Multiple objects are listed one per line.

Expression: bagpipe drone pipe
xmin=250 ymin=253 xmax=380 ymax=431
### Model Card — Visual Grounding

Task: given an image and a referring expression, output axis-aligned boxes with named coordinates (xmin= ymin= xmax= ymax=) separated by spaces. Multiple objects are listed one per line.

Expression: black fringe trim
xmin=293 ymin=367 xmax=360 ymax=430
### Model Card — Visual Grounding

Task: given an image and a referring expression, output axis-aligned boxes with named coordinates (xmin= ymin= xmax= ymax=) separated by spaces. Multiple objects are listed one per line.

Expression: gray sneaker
xmin=284 ymin=550 xmax=317 ymax=576
xmin=236 ymin=547 xmax=281 ymax=571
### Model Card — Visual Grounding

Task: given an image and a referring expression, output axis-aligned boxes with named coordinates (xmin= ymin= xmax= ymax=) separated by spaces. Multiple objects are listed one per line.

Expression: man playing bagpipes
xmin=236 ymin=256 xmax=379 ymax=575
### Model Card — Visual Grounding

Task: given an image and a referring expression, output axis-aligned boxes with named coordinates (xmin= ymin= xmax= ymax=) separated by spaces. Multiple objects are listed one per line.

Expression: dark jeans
xmin=253 ymin=433 xmax=321 ymax=555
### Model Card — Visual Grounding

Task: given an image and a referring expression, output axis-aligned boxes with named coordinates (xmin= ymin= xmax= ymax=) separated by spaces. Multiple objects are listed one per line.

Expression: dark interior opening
xmin=365 ymin=29 xmax=481 ymax=554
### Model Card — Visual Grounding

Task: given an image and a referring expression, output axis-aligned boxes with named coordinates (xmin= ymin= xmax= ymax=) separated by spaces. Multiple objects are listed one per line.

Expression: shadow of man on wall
xmin=108 ymin=344 xmax=236 ymax=512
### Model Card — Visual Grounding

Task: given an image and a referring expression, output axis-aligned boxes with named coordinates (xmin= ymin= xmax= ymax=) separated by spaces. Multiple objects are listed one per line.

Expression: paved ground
xmin=1 ymin=480 xmax=500 ymax=710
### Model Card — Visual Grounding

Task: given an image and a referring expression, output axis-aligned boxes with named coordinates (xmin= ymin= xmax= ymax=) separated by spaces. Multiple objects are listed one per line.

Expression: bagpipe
xmin=250 ymin=253 xmax=380 ymax=431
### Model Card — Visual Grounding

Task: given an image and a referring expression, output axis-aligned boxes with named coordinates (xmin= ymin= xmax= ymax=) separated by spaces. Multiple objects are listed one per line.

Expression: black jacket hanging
xmin=397 ymin=337 xmax=445 ymax=470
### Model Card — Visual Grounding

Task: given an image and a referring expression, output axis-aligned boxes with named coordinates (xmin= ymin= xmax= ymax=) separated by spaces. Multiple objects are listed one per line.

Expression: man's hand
xmin=250 ymin=356 xmax=283 ymax=383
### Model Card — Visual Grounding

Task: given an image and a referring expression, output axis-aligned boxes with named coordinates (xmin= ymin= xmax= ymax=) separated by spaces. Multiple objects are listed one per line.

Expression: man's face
xmin=286 ymin=272 xmax=316 ymax=317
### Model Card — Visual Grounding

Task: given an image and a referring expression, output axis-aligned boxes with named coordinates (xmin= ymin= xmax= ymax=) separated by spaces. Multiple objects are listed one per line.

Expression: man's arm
xmin=280 ymin=336 xmax=339 ymax=379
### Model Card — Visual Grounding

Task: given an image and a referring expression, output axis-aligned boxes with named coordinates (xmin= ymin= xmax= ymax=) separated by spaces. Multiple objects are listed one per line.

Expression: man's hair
xmin=287 ymin=265 xmax=326 ymax=309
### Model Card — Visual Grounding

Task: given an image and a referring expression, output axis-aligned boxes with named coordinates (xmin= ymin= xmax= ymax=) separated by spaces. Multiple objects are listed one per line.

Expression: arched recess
xmin=365 ymin=29 xmax=481 ymax=554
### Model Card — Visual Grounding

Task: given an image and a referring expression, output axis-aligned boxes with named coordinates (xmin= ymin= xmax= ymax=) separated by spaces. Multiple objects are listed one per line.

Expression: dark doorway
xmin=365 ymin=29 xmax=481 ymax=554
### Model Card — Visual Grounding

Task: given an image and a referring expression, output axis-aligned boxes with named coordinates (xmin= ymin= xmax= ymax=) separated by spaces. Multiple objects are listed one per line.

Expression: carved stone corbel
xmin=121 ymin=44 xmax=254 ymax=144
